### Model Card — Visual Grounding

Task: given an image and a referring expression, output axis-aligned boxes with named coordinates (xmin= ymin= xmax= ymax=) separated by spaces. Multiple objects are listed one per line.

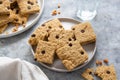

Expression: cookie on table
xmin=42 ymin=18 xmax=64 ymax=33
xmin=95 ymin=65 xmax=117 ymax=80
xmin=17 ymin=0 xmax=40 ymax=15
xmin=0 ymin=0 xmax=11 ymax=15
xmin=34 ymin=40 xmax=57 ymax=64
xmin=82 ymin=68 xmax=94 ymax=80
xmin=72 ymin=22 xmax=96 ymax=45
xmin=12 ymin=8 xmax=29 ymax=26
xmin=28 ymin=27 xmax=48 ymax=46
xmin=56 ymin=41 xmax=88 ymax=70
xmin=0 ymin=24 xmax=8 ymax=34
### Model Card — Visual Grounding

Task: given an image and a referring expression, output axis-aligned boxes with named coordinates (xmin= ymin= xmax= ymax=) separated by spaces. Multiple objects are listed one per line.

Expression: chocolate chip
xmin=80 ymin=51 xmax=84 ymax=55
xmin=41 ymin=24 xmax=45 ymax=26
xmin=27 ymin=1 xmax=31 ymax=4
xmin=41 ymin=50 xmax=45 ymax=54
xmin=69 ymin=43 xmax=72 ymax=47
xmin=31 ymin=34 xmax=36 ymax=37
xmin=30 ymin=2 xmax=34 ymax=5
xmin=22 ymin=21 xmax=24 ymax=24
xmin=55 ymin=35 xmax=59 ymax=39
xmin=68 ymin=38 xmax=72 ymax=41
xmin=81 ymin=30 xmax=85 ymax=33
xmin=0 ymin=1 xmax=2 ymax=4
xmin=48 ymin=26 xmax=51 ymax=29
xmin=27 ymin=6 xmax=31 ymax=9
xmin=14 ymin=19 xmax=18 ymax=22
xmin=89 ymin=72 xmax=92 ymax=75
xmin=16 ymin=9 xmax=19 ymax=14
xmin=72 ymin=28 xmax=75 ymax=30
xmin=106 ymin=71 xmax=110 ymax=74
xmin=34 ymin=58 xmax=37 ymax=61
xmin=59 ymin=25 xmax=63 ymax=28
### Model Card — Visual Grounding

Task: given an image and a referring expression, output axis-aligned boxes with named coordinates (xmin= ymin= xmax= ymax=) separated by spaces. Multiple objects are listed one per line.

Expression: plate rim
xmin=28 ymin=17 xmax=96 ymax=72
xmin=0 ymin=0 xmax=44 ymax=38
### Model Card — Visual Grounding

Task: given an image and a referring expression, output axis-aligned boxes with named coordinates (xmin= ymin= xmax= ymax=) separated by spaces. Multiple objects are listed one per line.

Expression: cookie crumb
xmin=58 ymin=3 xmax=60 ymax=8
xmin=12 ymin=27 xmax=18 ymax=32
xmin=96 ymin=60 xmax=102 ymax=65
xmin=103 ymin=59 xmax=109 ymax=63
xmin=51 ymin=9 xmax=57 ymax=16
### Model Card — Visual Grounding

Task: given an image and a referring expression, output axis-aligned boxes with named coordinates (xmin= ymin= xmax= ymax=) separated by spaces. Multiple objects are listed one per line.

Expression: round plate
xmin=0 ymin=0 xmax=44 ymax=38
xmin=29 ymin=18 xmax=96 ymax=72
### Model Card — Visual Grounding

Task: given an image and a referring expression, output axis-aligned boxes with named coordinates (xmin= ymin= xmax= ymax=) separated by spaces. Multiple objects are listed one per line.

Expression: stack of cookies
xmin=0 ymin=0 xmax=40 ymax=33
xmin=28 ymin=18 xmax=96 ymax=71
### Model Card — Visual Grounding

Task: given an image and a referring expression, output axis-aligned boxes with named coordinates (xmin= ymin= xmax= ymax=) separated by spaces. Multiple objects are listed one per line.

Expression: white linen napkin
xmin=0 ymin=57 xmax=49 ymax=80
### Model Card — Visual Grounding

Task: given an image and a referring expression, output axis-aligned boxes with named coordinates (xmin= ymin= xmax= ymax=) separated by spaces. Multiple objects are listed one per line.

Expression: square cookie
xmin=0 ymin=24 xmax=8 ymax=34
xmin=82 ymin=68 xmax=94 ymax=80
xmin=72 ymin=22 xmax=96 ymax=45
xmin=0 ymin=11 xmax=16 ymax=26
xmin=0 ymin=0 xmax=11 ymax=15
xmin=95 ymin=65 xmax=117 ymax=80
xmin=34 ymin=40 xmax=56 ymax=64
xmin=56 ymin=41 xmax=88 ymax=70
xmin=17 ymin=0 xmax=40 ymax=15
xmin=28 ymin=27 xmax=48 ymax=46
xmin=12 ymin=8 xmax=29 ymax=26
xmin=41 ymin=18 xmax=64 ymax=33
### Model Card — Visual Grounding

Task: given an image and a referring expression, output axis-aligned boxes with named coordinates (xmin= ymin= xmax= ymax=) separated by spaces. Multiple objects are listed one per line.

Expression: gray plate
xmin=0 ymin=0 xmax=44 ymax=38
xmin=29 ymin=18 xmax=96 ymax=72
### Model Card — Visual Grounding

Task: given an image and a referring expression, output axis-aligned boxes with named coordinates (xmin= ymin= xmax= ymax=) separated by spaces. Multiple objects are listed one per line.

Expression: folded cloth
xmin=0 ymin=57 xmax=49 ymax=80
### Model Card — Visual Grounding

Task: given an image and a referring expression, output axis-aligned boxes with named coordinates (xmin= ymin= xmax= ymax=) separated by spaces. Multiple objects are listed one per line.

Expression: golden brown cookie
xmin=95 ymin=65 xmax=117 ymax=80
xmin=34 ymin=40 xmax=57 ymax=64
xmin=28 ymin=27 xmax=48 ymax=46
xmin=82 ymin=68 xmax=94 ymax=80
xmin=17 ymin=0 xmax=40 ymax=15
xmin=0 ymin=0 xmax=11 ymax=15
xmin=42 ymin=18 xmax=64 ymax=33
xmin=72 ymin=22 xmax=96 ymax=45
xmin=12 ymin=8 xmax=29 ymax=26
xmin=56 ymin=41 xmax=88 ymax=70
xmin=0 ymin=24 xmax=8 ymax=34
xmin=0 ymin=11 xmax=16 ymax=26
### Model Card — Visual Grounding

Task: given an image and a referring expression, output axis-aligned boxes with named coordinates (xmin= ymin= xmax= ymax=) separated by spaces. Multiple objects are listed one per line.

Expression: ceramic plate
xmin=0 ymin=0 xmax=44 ymax=38
xmin=29 ymin=18 xmax=96 ymax=72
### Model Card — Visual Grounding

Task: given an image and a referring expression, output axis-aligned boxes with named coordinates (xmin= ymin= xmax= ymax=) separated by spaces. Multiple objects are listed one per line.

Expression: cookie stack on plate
xmin=0 ymin=0 xmax=40 ymax=33
xmin=28 ymin=18 xmax=96 ymax=71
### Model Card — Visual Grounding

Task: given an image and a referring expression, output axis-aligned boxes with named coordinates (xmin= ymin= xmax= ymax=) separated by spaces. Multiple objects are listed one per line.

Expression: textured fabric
xmin=0 ymin=57 xmax=49 ymax=80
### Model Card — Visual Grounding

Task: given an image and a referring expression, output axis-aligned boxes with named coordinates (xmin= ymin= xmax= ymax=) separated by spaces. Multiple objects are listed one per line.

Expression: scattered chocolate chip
xmin=41 ymin=50 xmax=45 ymax=54
xmin=55 ymin=35 xmax=59 ymax=39
xmin=106 ymin=71 xmax=110 ymax=74
xmin=27 ymin=6 xmax=31 ymax=9
xmin=34 ymin=58 xmax=37 ymax=61
xmin=80 ymin=51 xmax=84 ymax=55
xmin=0 ymin=1 xmax=2 ymax=4
xmin=31 ymin=34 xmax=36 ymax=37
xmin=81 ymin=30 xmax=85 ymax=33
xmin=48 ymin=26 xmax=51 ymax=29
xmin=41 ymin=24 xmax=45 ymax=26
xmin=68 ymin=38 xmax=72 ymax=41
xmin=22 ymin=21 xmax=24 ymax=24
xmin=14 ymin=19 xmax=18 ymax=22
xmin=59 ymin=25 xmax=62 ymax=28
xmin=72 ymin=28 xmax=75 ymax=30
xmin=16 ymin=9 xmax=19 ymax=14
xmin=89 ymin=72 xmax=92 ymax=75
xmin=69 ymin=43 xmax=72 ymax=47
